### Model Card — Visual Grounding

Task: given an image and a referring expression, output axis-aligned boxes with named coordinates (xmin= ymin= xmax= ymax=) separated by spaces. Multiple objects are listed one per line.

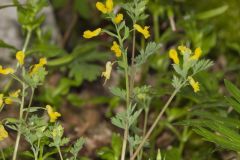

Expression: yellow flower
xmin=4 ymin=89 xmax=21 ymax=105
xmin=169 ymin=49 xmax=179 ymax=64
xmin=0 ymin=94 xmax=3 ymax=108
xmin=46 ymin=105 xmax=61 ymax=123
xmin=188 ymin=76 xmax=200 ymax=93
xmin=0 ymin=124 xmax=8 ymax=141
xmin=178 ymin=45 xmax=191 ymax=54
xmin=111 ymin=41 xmax=122 ymax=57
xmin=106 ymin=0 xmax=113 ymax=13
xmin=134 ymin=24 xmax=150 ymax=39
xmin=30 ymin=57 xmax=47 ymax=75
xmin=190 ymin=47 xmax=202 ymax=60
xmin=39 ymin=58 xmax=47 ymax=66
xmin=9 ymin=89 xmax=21 ymax=98
xmin=96 ymin=0 xmax=113 ymax=14
xmin=4 ymin=98 xmax=12 ymax=105
xmin=16 ymin=51 xmax=25 ymax=66
xmin=83 ymin=28 xmax=102 ymax=39
xmin=102 ymin=61 xmax=113 ymax=85
xmin=96 ymin=2 xmax=107 ymax=14
xmin=0 ymin=65 xmax=14 ymax=75
xmin=114 ymin=13 xmax=123 ymax=24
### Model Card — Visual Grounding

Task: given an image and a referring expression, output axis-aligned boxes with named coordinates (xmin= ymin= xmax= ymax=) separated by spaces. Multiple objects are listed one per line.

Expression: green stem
xmin=22 ymin=29 xmax=32 ymax=52
xmin=138 ymin=108 xmax=149 ymax=159
xmin=120 ymin=53 xmax=130 ymax=160
xmin=24 ymin=88 xmax=35 ymax=120
xmin=130 ymin=86 xmax=183 ymax=160
xmin=12 ymin=83 xmax=26 ymax=160
xmin=115 ymin=23 xmax=131 ymax=160
xmin=1 ymin=149 xmax=5 ymax=160
xmin=57 ymin=147 xmax=64 ymax=160
xmin=130 ymin=30 xmax=136 ymax=95
xmin=39 ymin=145 xmax=44 ymax=160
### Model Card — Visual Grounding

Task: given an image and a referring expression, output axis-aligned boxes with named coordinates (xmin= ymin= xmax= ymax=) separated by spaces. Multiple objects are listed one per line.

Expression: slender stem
xmin=121 ymin=124 xmax=129 ymax=160
xmin=138 ymin=108 xmax=149 ymax=159
xmin=39 ymin=145 xmax=44 ymax=160
xmin=24 ymin=88 xmax=35 ymax=120
xmin=130 ymin=88 xmax=180 ymax=160
xmin=130 ymin=30 xmax=136 ymax=95
xmin=22 ymin=29 xmax=32 ymax=52
xmin=115 ymin=23 xmax=131 ymax=160
xmin=57 ymin=147 xmax=64 ymax=160
xmin=143 ymin=108 xmax=149 ymax=136
xmin=1 ymin=149 xmax=5 ymax=160
xmin=12 ymin=83 xmax=26 ymax=160
xmin=120 ymin=53 xmax=130 ymax=160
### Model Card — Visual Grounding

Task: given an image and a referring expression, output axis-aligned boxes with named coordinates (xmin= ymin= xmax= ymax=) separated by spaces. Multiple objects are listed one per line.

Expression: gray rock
xmin=0 ymin=0 xmax=61 ymax=61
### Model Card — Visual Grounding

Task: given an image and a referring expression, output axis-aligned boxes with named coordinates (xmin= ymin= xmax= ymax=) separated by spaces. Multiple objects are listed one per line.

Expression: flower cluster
xmin=0 ymin=51 xmax=47 ymax=77
xmin=169 ymin=45 xmax=203 ymax=92
xmin=82 ymin=0 xmax=151 ymax=85
xmin=30 ymin=57 xmax=47 ymax=75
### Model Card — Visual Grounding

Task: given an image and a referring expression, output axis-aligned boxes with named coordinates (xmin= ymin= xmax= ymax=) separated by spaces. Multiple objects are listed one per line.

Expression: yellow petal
xmin=16 ymin=51 xmax=25 ymax=66
xmin=188 ymin=76 xmax=200 ymax=93
xmin=0 ymin=66 xmax=14 ymax=75
xmin=101 ymin=61 xmax=113 ymax=85
xmin=4 ymin=98 xmax=13 ymax=105
xmin=106 ymin=0 xmax=113 ymax=13
xmin=178 ymin=45 xmax=191 ymax=54
xmin=39 ymin=58 xmax=47 ymax=66
xmin=114 ymin=13 xmax=123 ymax=24
xmin=9 ymin=89 xmax=21 ymax=98
xmin=169 ymin=49 xmax=179 ymax=64
xmin=30 ymin=57 xmax=47 ymax=75
xmin=111 ymin=41 xmax=122 ymax=57
xmin=0 ymin=124 xmax=8 ymax=141
xmin=96 ymin=2 xmax=107 ymax=13
xmin=190 ymin=47 xmax=202 ymax=60
xmin=134 ymin=24 xmax=150 ymax=39
xmin=83 ymin=28 xmax=102 ymax=39
xmin=46 ymin=105 xmax=61 ymax=123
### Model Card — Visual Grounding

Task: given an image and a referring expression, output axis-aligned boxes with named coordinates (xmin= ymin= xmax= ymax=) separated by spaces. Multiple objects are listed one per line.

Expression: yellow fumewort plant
xmin=0 ymin=124 xmax=8 ymax=141
xmin=83 ymin=28 xmax=102 ymax=39
xmin=133 ymin=24 xmax=150 ymax=39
